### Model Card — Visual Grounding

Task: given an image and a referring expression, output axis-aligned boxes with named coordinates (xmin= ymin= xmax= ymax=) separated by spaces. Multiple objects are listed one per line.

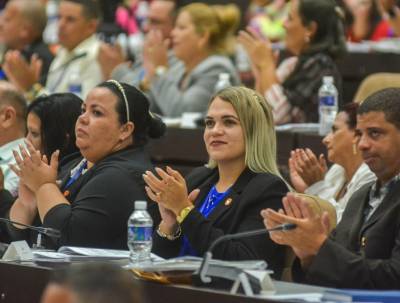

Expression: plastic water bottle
xmin=128 ymin=200 xmax=153 ymax=264
xmin=214 ymin=73 xmax=232 ymax=93
xmin=68 ymin=71 xmax=82 ymax=98
xmin=318 ymin=76 xmax=338 ymax=136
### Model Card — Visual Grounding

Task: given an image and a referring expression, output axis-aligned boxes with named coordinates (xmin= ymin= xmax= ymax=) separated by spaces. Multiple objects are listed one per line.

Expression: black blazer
xmin=7 ymin=146 xmax=160 ymax=250
xmin=152 ymin=166 xmax=289 ymax=278
xmin=293 ymin=180 xmax=400 ymax=289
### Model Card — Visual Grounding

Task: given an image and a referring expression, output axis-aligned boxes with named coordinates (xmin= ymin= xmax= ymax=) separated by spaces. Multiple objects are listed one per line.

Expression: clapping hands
xmin=261 ymin=193 xmax=330 ymax=263
xmin=289 ymin=148 xmax=327 ymax=193
xmin=143 ymin=166 xmax=198 ymax=216
xmin=3 ymin=51 xmax=42 ymax=91
xmin=10 ymin=140 xmax=59 ymax=193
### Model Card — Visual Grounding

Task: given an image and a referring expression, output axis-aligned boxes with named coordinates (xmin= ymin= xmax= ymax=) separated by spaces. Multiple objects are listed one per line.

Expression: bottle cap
xmin=323 ymin=76 xmax=334 ymax=84
xmin=219 ymin=73 xmax=230 ymax=81
xmin=134 ymin=200 xmax=147 ymax=210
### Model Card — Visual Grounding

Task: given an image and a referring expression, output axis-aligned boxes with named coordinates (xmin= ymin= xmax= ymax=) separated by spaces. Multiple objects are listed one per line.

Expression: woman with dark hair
xmin=7 ymin=81 xmax=165 ymax=249
xmin=26 ymin=93 xmax=82 ymax=162
xmin=288 ymin=103 xmax=376 ymax=222
xmin=339 ymin=0 xmax=392 ymax=42
xmin=0 ymin=93 xmax=82 ymax=242
xmin=239 ymin=0 xmax=347 ymax=123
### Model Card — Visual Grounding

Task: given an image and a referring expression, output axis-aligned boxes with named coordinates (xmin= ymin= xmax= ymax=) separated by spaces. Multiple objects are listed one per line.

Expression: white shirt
xmin=0 ymin=138 xmax=25 ymax=197
xmin=305 ymin=163 xmax=376 ymax=222
xmin=46 ymin=35 xmax=103 ymax=99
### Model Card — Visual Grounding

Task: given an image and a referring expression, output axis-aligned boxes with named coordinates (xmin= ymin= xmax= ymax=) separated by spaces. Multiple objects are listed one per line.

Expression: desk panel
xmin=0 ymin=262 xmax=298 ymax=303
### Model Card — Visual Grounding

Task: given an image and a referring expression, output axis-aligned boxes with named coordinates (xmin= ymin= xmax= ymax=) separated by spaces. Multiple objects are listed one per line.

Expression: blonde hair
xmin=180 ymin=2 xmax=240 ymax=55
xmin=207 ymin=86 xmax=283 ymax=179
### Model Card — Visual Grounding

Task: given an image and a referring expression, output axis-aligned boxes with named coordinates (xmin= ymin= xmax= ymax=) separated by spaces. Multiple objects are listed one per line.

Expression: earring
xmin=352 ymin=143 xmax=358 ymax=155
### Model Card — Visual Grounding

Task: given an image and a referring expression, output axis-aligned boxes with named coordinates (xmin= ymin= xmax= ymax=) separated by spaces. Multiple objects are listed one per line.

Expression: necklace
xmin=199 ymin=185 xmax=231 ymax=218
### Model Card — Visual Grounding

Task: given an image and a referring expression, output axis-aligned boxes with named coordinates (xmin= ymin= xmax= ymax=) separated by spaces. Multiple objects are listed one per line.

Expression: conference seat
xmin=353 ymin=73 xmax=400 ymax=104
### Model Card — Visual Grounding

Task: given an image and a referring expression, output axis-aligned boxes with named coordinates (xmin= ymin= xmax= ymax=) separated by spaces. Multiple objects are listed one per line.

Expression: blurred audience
xmin=289 ymin=102 xmax=376 ymax=222
xmin=247 ymin=0 xmax=289 ymax=42
xmin=340 ymin=0 xmax=393 ymax=42
xmin=41 ymin=263 xmax=142 ymax=303
xmin=239 ymin=0 xmax=346 ymax=124
xmin=114 ymin=0 xmax=143 ymax=35
xmin=378 ymin=0 xmax=400 ymax=36
xmin=4 ymin=0 xmax=103 ymax=100
xmin=140 ymin=3 xmax=240 ymax=117
xmin=98 ymin=0 xmax=177 ymax=82
xmin=7 ymin=81 xmax=164 ymax=249
xmin=0 ymin=0 xmax=53 ymax=84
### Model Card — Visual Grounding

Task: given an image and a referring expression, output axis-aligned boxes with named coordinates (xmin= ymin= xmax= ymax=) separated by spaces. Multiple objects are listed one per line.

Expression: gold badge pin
xmin=224 ymin=198 xmax=232 ymax=206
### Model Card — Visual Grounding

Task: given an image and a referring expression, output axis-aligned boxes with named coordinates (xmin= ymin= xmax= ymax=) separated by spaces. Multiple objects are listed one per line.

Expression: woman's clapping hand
xmin=143 ymin=166 xmax=198 ymax=216
xmin=10 ymin=140 xmax=59 ymax=193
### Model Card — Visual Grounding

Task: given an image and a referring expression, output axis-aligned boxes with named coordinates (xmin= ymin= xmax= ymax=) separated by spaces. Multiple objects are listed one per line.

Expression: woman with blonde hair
xmin=140 ymin=2 xmax=241 ymax=117
xmin=144 ymin=86 xmax=289 ymax=278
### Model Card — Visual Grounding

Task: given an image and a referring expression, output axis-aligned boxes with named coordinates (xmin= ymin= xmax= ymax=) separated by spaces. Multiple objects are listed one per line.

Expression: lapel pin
xmin=224 ymin=198 xmax=232 ymax=206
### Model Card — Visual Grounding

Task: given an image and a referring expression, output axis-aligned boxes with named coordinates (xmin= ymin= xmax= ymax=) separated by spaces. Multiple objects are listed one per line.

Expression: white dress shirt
xmin=0 ymin=138 xmax=25 ymax=197
xmin=46 ymin=35 xmax=103 ymax=99
xmin=305 ymin=163 xmax=376 ymax=222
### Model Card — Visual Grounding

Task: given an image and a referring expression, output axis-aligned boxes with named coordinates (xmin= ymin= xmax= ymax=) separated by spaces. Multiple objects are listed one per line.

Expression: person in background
xmin=239 ymin=0 xmax=346 ymax=124
xmin=144 ymin=86 xmax=289 ymax=278
xmin=3 ymin=0 xmax=103 ymax=101
xmin=41 ymin=263 xmax=141 ymax=303
xmin=263 ymin=88 xmax=400 ymax=289
xmin=140 ymin=2 xmax=240 ymax=117
xmin=26 ymin=94 xmax=82 ymax=162
xmin=0 ymin=0 xmax=53 ymax=84
xmin=114 ymin=0 xmax=142 ymax=36
xmin=98 ymin=0 xmax=177 ymax=83
xmin=0 ymin=81 xmax=26 ymax=198
xmin=378 ymin=0 xmax=400 ymax=36
xmin=7 ymin=81 xmax=165 ymax=249
xmin=339 ymin=0 xmax=393 ymax=42
xmin=0 ymin=82 xmax=25 ymax=243
xmin=289 ymin=102 xmax=376 ymax=222
xmin=0 ymin=93 xmax=82 ymax=241
xmin=247 ymin=0 xmax=289 ymax=42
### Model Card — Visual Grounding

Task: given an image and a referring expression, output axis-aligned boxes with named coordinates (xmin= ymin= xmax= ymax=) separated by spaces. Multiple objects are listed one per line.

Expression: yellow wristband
xmin=176 ymin=205 xmax=194 ymax=224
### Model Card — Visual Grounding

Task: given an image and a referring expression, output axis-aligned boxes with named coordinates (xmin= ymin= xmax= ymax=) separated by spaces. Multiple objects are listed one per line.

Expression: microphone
xmin=0 ymin=217 xmax=61 ymax=239
xmin=196 ymin=223 xmax=296 ymax=283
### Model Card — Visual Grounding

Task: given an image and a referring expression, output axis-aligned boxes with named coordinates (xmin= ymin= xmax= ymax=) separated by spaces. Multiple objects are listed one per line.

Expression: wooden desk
xmin=0 ymin=261 xmax=305 ymax=303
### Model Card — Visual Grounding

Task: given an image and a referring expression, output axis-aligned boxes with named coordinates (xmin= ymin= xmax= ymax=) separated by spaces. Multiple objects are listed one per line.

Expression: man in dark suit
xmin=263 ymin=87 xmax=400 ymax=289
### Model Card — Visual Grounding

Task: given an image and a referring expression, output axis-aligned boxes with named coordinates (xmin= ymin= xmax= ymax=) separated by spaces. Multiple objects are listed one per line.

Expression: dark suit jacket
xmin=152 ymin=166 xmax=289 ymax=278
xmin=7 ymin=146 xmax=160 ymax=250
xmin=293 ymin=180 xmax=400 ymax=289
